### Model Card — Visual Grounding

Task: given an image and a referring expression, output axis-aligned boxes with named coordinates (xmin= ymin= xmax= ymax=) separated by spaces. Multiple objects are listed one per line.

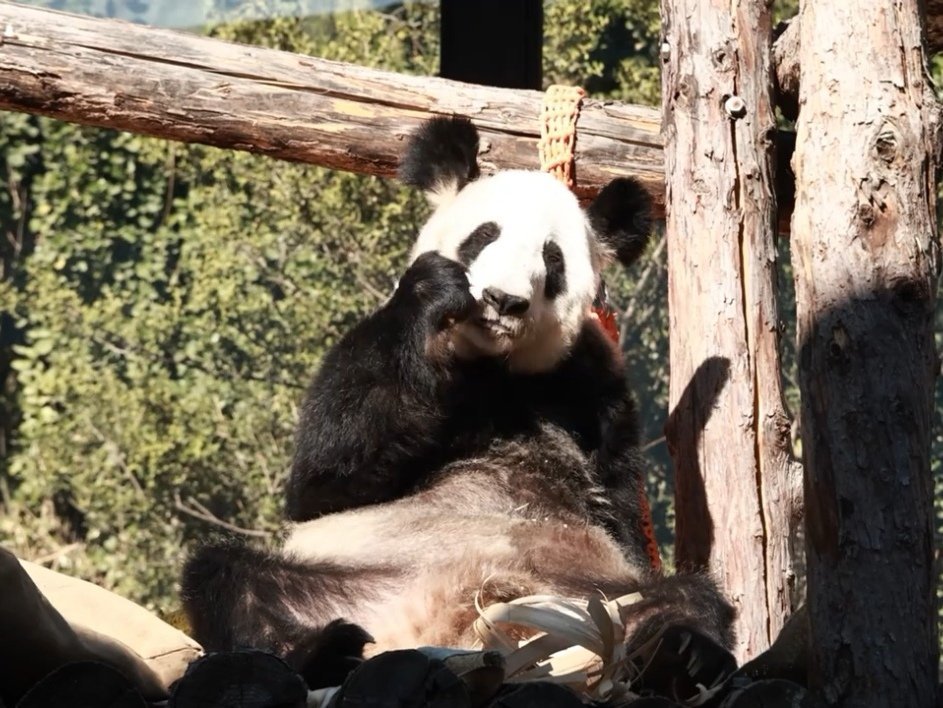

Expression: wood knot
xmin=828 ymin=323 xmax=850 ymax=364
xmin=855 ymin=178 xmax=896 ymax=248
xmin=711 ymin=46 xmax=734 ymax=71
xmin=856 ymin=202 xmax=875 ymax=228
xmin=873 ymin=126 xmax=900 ymax=164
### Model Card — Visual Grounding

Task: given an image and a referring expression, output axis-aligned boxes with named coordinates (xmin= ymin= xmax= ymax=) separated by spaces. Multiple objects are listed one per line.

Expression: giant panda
xmin=181 ymin=116 xmax=737 ymax=702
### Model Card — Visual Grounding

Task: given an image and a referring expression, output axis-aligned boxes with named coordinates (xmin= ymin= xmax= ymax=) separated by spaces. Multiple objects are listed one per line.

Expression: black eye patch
xmin=543 ymin=241 xmax=566 ymax=299
xmin=457 ymin=222 xmax=500 ymax=265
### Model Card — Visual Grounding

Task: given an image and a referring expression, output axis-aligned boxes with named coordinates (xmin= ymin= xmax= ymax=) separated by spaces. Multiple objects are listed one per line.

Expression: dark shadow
xmin=792 ymin=281 xmax=939 ymax=703
xmin=664 ymin=355 xmax=731 ymax=571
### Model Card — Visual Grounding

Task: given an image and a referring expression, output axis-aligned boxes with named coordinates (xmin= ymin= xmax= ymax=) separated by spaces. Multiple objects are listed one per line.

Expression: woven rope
xmin=538 ymin=85 xmax=586 ymax=189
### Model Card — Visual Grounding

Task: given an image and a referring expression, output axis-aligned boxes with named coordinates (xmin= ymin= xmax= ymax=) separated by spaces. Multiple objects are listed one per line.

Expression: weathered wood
xmin=0 ymin=1 xmax=661 ymax=209
xmin=660 ymin=0 xmax=802 ymax=663
xmin=790 ymin=0 xmax=941 ymax=704
xmin=773 ymin=2 xmax=943 ymax=123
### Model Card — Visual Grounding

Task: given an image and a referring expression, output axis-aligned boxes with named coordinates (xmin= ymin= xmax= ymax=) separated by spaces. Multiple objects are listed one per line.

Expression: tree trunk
xmin=774 ymin=1 xmax=943 ymax=123
xmin=790 ymin=1 xmax=941 ymax=705
xmin=660 ymin=0 xmax=802 ymax=662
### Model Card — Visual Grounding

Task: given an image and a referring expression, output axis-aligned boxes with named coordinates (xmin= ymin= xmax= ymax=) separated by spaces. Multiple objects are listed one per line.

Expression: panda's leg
xmin=619 ymin=572 xmax=737 ymax=701
xmin=286 ymin=251 xmax=477 ymax=522
xmin=179 ymin=540 xmax=377 ymax=689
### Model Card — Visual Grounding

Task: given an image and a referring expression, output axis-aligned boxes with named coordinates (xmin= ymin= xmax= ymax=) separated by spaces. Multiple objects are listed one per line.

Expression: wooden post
xmin=440 ymin=0 xmax=542 ymax=90
xmin=660 ymin=0 xmax=802 ymax=662
xmin=791 ymin=0 xmax=941 ymax=704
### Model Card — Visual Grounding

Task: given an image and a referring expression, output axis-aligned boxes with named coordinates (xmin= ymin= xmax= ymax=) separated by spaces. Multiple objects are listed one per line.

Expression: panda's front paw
xmin=397 ymin=251 xmax=478 ymax=330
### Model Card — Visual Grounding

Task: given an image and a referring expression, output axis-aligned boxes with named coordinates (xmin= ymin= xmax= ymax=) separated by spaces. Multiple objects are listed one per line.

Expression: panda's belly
xmin=284 ymin=501 xmax=522 ymax=572
xmin=283 ymin=492 xmax=641 ymax=654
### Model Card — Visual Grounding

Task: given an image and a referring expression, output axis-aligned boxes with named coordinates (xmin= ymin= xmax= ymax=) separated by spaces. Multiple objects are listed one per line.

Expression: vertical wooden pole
xmin=660 ymin=0 xmax=802 ymax=661
xmin=791 ymin=0 xmax=941 ymax=703
xmin=439 ymin=0 xmax=542 ymax=90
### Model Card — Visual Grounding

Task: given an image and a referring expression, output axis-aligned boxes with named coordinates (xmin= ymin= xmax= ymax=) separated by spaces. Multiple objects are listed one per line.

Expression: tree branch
xmin=173 ymin=493 xmax=271 ymax=539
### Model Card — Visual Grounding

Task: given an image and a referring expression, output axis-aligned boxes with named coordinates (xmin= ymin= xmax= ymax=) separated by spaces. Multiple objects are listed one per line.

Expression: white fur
xmin=409 ymin=170 xmax=609 ymax=373
xmin=283 ymin=490 xmax=639 ymax=657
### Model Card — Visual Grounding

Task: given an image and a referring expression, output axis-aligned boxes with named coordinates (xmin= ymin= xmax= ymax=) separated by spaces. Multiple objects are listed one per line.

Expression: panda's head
xmin=399 ymin=116 xmax=653 ymax=373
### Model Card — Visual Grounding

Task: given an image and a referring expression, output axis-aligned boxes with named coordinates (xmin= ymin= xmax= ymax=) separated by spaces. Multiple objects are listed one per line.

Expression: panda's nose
xmin=482 ymin=287 xmax=530 ymax=317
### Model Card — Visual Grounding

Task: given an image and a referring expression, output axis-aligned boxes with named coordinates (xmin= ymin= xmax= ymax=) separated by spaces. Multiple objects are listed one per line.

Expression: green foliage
xmin=543 ymin=0 xmax=661 ymax=105
xmin=0 ymin=1 xmax=439 ymax=611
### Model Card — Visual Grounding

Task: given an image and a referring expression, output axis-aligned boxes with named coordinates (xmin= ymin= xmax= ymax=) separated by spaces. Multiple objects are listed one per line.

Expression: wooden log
xmin=790 ymin=0 xmax=941 ymax=703
xmin=0 ymin=1 xmax=661 ymax=209
xmin=660 ymin=0 xmax=802 ymax=663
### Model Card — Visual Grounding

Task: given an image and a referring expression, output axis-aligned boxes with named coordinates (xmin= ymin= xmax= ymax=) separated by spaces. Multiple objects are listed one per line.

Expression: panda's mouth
xmin=475 ymin=317 xmax=514 ymax=336
xmin=473 ymin=315 xmax=524 ymax=339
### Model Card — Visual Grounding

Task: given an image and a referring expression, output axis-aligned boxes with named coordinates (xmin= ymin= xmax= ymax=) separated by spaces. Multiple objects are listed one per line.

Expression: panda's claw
xmin=631 ymin=624 xmax=737 ymax=703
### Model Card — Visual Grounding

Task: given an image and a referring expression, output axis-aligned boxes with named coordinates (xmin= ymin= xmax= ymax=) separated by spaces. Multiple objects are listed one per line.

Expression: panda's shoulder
xmin=558 ymin=322 xmax=626 ymax=383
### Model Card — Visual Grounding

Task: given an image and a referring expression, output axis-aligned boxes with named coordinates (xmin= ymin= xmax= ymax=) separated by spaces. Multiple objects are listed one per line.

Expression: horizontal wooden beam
xmin=0 ymin=1 xmax=665 ymax=210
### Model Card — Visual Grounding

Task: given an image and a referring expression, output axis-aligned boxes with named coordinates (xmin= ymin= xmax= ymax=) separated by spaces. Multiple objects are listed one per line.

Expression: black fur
xmin=284 ymin=619 xmax=374 ymax=690
xmin=542 ymin=240 xmax=566 ymax=299
xmin=398 ymin=116 xmax=480 ymax=196
xmin=180 ymin=539 xmax=384 ymax=658
xmin=457 ymin=222 xmax=500 ymax=265
xmin=587 ymin=177 xmax=653 ymax=267
xmin=285 ymin=251 xmax=476 ymax=521
xmin=283 ymin=250 xmax=650 ymax=562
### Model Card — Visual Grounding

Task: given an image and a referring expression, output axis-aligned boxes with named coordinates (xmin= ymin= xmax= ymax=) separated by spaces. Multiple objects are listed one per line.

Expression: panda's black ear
xmin=586 ymin=177 xmax=653 ymax=268
xmin=399 ymin=116 xmax=480 ymax=204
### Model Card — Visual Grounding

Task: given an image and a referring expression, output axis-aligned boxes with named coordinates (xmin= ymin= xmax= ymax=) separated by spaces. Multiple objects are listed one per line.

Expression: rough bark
xmin=790 ymin=1 xmax=941 ymax=705
xmin=660 ymin=0 xmax=802 ymax=663
xmin=0 ymin=1 xmax=662 ymax=209
xmin=774 ymin=1 xmax=943 ymax=124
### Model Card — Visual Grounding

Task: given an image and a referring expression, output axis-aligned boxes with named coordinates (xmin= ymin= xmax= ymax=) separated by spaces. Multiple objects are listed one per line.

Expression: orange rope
xmin=538 ymin=85 xmax=585 ymax=188
xmin=538 ymin=85 xmax=662 ymax=572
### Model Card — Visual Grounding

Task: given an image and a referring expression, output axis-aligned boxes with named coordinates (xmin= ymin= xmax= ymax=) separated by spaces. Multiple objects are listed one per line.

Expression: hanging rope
xmin=538 ymin=84 xmax=662 ymax=573
xmin=537 ymin=84 xmax=586 ymax=188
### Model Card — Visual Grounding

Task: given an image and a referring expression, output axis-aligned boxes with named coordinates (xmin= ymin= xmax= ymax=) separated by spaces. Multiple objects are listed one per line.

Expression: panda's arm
xmin=595 ymin=391 xmax=652 ymax=562
xmin=285 ymin=252 xmax=474 ymax=522
xmin=569 ymin=326 xmax=653 ymax=565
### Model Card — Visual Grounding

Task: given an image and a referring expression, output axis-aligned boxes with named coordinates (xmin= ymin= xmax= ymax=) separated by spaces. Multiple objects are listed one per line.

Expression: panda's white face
xmin=409 ymin=170 xmax=607 ymax=373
